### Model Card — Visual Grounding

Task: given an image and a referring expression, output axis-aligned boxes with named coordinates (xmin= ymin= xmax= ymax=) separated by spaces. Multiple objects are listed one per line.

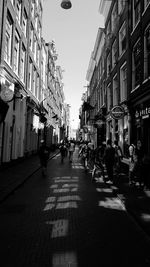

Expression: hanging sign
xmin=110 ymin=105 xmax=125 ymax=120
xmin=0 ymin=78 xmax=14 ymax=102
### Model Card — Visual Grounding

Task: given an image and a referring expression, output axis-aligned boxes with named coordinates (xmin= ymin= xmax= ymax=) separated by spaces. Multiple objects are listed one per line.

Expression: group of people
xmin=59 ymin=139 xmax=75 ymax=163
xmin=38 ymin=137 xmax=149 ymax=189
xmin=78 ymin=139 xmax=122 ymax=183
xmin=79 ymin=138 xmax=148 ymax=189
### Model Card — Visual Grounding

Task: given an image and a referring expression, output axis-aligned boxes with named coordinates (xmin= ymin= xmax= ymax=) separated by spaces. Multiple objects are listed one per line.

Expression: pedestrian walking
xmin=79 ymin=141 xmax=90 ymax=170
xmin=128 ymin=143 xmax=137 ymax=186
xmin=38 ymin=140 xmax=50 ymax=177
xmin=92 ymin=144 xmax=105 ymax=182
xmin=59 ymin=140 xmax=66 ymax=163
xmin=134 ymin=140 xmax=144 ymax=188
xmin=68 ymin=140 xmax=75 ymax=163
xmin=103 ymin=139 xmax=115 ymax=183
xmin=113 ymin=140 xmax=123 ymax=179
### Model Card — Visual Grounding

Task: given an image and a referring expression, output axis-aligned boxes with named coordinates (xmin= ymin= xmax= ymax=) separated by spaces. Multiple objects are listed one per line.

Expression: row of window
xmin=4 ymin=4 xmax=42 ymax=91
xmin=106 ymin=63 xmax=127 ymax=112
xmin=106 ymin=0 xmax=150 ymax=38
xmin=4 ymin=11 xmax=26 ymax=82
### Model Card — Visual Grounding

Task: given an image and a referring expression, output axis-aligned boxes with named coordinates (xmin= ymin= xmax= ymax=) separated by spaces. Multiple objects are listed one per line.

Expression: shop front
xmin=134 ymin=104 xmax=150 ymax=156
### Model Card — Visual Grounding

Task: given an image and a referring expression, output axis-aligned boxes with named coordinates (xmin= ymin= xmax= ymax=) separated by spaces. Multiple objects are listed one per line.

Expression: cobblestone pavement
xmin=0 ymin=148 xmax=150 ymax=267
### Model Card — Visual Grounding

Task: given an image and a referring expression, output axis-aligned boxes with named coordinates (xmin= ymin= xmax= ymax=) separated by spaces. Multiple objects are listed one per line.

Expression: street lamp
xmin=61 ymin=0 xmax=72 ymax=9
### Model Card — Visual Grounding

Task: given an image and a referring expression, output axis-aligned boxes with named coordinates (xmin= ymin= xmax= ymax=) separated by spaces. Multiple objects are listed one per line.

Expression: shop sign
xmin=0 ymin=79 xmax=14 ymax=102
xmin=135 ymin=107 xmax=150 ymax=119
xmin=110 ymin=105 xmax=125 ymax=120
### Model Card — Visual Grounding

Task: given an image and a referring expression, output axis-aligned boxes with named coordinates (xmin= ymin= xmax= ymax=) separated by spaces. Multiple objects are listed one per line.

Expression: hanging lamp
xmin=61 ymin=0 xmax=72 ymax=9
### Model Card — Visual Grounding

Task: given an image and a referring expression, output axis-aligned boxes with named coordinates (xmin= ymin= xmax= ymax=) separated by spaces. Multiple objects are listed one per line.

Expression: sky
xmin=42 ymin=0 xmax=104 ymax=129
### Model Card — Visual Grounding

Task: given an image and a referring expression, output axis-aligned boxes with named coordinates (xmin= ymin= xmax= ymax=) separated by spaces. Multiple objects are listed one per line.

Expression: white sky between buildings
xmin=42 ymin=0 xmax=104 ymax=129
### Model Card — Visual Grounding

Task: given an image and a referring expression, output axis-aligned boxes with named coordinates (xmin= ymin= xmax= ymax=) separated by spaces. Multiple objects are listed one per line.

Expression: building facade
xmin=83 ymin=0 xmax=150 ymax=159
xmin=128 ymin=0 xmax=150 ymax=158
xmin=0 ymin=0 xmax=69 ymax=166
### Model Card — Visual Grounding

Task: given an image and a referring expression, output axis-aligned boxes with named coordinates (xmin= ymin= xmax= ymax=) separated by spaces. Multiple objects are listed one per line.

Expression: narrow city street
xmin=0 ymin=147 xmax=150 ymax=267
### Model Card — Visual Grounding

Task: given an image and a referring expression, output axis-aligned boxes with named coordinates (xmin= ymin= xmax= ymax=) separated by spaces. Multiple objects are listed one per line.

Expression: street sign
xmin=110 ymin=105 xmax=125 ymax=120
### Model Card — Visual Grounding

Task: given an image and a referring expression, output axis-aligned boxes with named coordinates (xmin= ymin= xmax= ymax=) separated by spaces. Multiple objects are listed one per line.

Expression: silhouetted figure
xmin=103 ymin=139 xmax=115 ymax=182
xmin=38 ymin=140 xmax=50 ymax=176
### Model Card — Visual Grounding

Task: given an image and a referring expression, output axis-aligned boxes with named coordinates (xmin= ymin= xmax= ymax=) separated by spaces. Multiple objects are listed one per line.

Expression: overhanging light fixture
xmin=61 ymin=0 xmax=72 ymax=9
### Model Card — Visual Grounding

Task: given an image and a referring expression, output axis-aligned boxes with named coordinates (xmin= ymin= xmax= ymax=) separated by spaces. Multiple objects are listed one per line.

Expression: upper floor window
xmin=106 ymin=20 xmax=111 ymax=36
xmin=107 ymin=53 xmax=111 ymax=77
xmin=119 ymin=23 xmax=126 ymax=56
xmin=37 ymin=45 xmax=40 ymax=67
xmin=4 ymin=12 xmax=13 ymax=65
xmin=41 ymin=59 xmax=44 ymax=82
xmin=118 ymin=0 xmax=126 ymax=14
xmin=13 ymin=30 xmax=20 ymax=75
xmin=22 ymin=9 xmax=27 ymax=38
xmin=20 ymin=44 xmax=26 ymax=83
xmin=133 ymin=0 xmax=141 ymax=28
xmin=100 ymin=83 xmax=105 ymax=108
xmin=107 ymin=83 xmax=112 ymax=112
xmin=33 ymin=35 xmax=37 ymax=61
xmin=35 ymin=16 xmax=38 ymax=31
xmin=39 ymin=2 xmax=42 ymax=18
xmin=144 ymin=25 xmax=150 ymax=80
xmin=35 ymin=73 xmax=39 ymax=99
xmin=10 ymin=0 xmax=15 ymax=6
xmin=132 ymin=39 xmax=141 ymax=89
xmin=144 ymin=0 xmax=150 ymax=10
xmin=29 ymin=23 xmax=34 ymax=51
xmin=37 ymin=21 xmax=41 ymax=40
xmin=32 ymin=67 xmax=36 ymax=95
xmin=120 ymin=63 xmax=127 ymax=102
xmin=101 ymin=55 xmax=105 ymax=75
xmin=16 ymin=0 xmax=22 ymax=24
xmin=112 ymin=39 xmax=117 ymax=68
xmin=28 ymin=58 xmax=32 ymax=90
xmin=31 ymin=0 xmax=35 ymax=17
xmin=113 ymin=74 xmax=118 ymax=106
xmin=111 ymin=3 xmax=117 ymax=32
